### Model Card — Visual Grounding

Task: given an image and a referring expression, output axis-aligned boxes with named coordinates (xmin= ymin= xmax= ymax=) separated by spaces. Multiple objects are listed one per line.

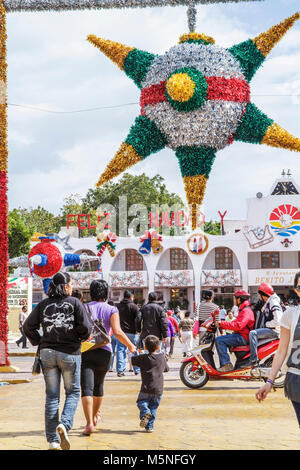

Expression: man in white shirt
xmin=249 ymin=283 xmax=282 ymax=365
xmin=16 ymin=306 xmax=29 ymax=349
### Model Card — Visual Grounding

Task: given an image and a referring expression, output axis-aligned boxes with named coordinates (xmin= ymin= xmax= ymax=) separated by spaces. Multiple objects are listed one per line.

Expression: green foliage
xmin=8 ymin=209 xmax=34 ymax=258
xmin=16 ymin=206 xmax=61 ymax=235
xmin=204 ymin=220 xmax=221 ymax=235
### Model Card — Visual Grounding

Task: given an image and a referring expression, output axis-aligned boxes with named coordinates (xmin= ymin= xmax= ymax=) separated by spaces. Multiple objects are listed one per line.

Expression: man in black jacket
xmin=115 ymin=290 xmax=141 ymax=376
xmin=138 ymin=292 xmax=168 ymax=349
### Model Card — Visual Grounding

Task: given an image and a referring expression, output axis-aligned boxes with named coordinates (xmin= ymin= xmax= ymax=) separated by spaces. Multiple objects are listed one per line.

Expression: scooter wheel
xmin=179 ymin=361 xmax=209 ymax=389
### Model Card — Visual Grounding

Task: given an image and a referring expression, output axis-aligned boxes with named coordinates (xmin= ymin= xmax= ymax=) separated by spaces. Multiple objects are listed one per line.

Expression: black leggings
xmin=81 ymin=348 xmax=112 ymax=397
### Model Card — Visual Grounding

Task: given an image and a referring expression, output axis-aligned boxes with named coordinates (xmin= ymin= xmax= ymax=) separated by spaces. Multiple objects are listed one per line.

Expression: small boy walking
xmin=131 ymin=335 xmax=169 ymax=433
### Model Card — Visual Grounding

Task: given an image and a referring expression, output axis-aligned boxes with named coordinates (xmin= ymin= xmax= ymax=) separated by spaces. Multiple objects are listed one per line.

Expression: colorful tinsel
xmin=0 ymin=0 xmax=8 ymax=367
xmin=90 ymin=13 xmax=300 ymax=230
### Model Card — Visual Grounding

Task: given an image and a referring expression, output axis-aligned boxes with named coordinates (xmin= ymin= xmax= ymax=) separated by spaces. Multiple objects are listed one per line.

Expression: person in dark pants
xmin=132 ymin=335 xmax=169 ymax=433
xmin=80 ymin=280 xmax=136 ymax=436
xmin=16 ymin=306 xmax=29 ymax=349
xmin=23 ymin=272 xmax=92 ymax=450
xmin=115 ymin=290 xmax=141 ymax=376
xmin=137 ymin=292 xmax=168 ymax=350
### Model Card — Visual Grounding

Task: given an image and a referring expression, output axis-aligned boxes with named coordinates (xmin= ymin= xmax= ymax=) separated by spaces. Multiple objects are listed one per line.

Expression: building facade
xmin=15 ymin=174 xmax=300 ymax=311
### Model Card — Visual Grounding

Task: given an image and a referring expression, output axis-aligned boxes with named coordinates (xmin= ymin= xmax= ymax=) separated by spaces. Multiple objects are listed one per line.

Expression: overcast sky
xmin=6 ymin=0 xmax=300 ymax=222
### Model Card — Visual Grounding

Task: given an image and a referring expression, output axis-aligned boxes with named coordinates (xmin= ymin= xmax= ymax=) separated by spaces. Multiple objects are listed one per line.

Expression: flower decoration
xmin=88 ymin=13 xmax=300 ymax=230
xmin=139 ymin=230 xmax=163 ymax=255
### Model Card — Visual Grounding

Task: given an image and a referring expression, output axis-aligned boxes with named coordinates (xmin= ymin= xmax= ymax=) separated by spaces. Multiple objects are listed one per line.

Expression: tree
xmin=82 ymin=173 xmax=185 ymax=235
xmin=16 ymin=206 xmax=61 ymax=235
xmin=8 ymin=209 xmax=34 ymax=258
xmin=204 ymin=220 xmax=221 ymax=235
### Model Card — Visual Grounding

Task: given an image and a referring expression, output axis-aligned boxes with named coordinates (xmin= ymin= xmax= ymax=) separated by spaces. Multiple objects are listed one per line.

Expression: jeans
xmin=116 ymin=333 xmax=140 ymax=373
xmin=16 ymin=327 xmax=27 ymax=348
xmin=110 ymin=335 xmax=117 ymax=371
xmin=249 ymin=328 xmax=278 ymax=362
xmin=40 ymin=348 xmax=81 ymax=443
xmin=137 ymin=392 xmax=162 ymax=430
xmin=215 ymin=333 xmax=248 ymax=368
xmin=291 ymin=401 xmax=300 ymax=427
xmin=126 ymin=333 xmax=140 ymax=374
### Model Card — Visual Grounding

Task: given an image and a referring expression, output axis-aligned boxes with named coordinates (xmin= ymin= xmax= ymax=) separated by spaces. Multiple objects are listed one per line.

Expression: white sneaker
xmin=56 ymin=423 xmax=70 ymax=450
xmin=49 ymin=441 xmax=61 ymax=450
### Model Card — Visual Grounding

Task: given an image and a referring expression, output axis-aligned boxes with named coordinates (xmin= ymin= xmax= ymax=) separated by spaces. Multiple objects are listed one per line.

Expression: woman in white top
xmin=256 ymin=272 xmax=300 ymax=425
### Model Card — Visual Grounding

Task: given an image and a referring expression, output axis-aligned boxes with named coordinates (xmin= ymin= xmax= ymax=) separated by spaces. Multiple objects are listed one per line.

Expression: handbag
xmin=32 ymin=346 xmax=42 ymax=375
xmin=81 ymin=304 xmax=111 ymax=353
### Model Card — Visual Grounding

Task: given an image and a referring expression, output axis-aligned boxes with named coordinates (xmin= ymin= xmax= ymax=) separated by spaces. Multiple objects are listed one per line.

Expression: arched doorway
xmin=155 ymin=247 xmax=194 ymax=311
xmin=109 ymin=249 xmax=148 ymax=306
xmin=201 ymin=246 xmax=242 ymax=309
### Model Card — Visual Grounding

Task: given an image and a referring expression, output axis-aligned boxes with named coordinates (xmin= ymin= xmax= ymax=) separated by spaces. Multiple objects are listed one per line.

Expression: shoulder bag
xmin=81 ymin=304 xmax=111 ymax=353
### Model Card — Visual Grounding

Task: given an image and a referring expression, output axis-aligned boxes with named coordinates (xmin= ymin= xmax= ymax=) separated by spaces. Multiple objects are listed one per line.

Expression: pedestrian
xmin=166 ymin=310 xmax=179 ymax=358
xmin=72 ymin=289 xmax=83 ymax=302
xmin=115 ymin=290 xmax=141 ymax=377
xmin=195 ymin=290 xmax=219 ymax=343
xmin=173 ymin=306 xmax=181 ymax=323
xmin=137 ymin=292 xmax=168 ymax=351
xmin=256 ymin=272 xmax=300 ymax=426
xmin=224 ymin=310 xmax=235 ymax=334
xmin=162 ymin=318 xmax=175 ymax=358
xmin=132 ymin=335 xmax=169 ymax=433
xmin=249 ymin=283 xmax=282 ymax=366
xmin=80 ymin=280 xmax=136 ymax=436
xmin=16 ymin=306 xmax=29 ymax=349
xmin=23 ymin=272 xmax=92 ymax=450
xmin=178 ymin=312 xmax=194 ymax=357
xmin=220 ymin=305 xmax=227 ymax=321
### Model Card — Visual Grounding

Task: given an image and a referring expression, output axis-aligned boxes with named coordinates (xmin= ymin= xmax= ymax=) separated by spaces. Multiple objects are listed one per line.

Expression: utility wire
xmin=7 ymin=95 xmax=300 ymax=115
xmin=7 ymin=101 xmax=139 ymax=114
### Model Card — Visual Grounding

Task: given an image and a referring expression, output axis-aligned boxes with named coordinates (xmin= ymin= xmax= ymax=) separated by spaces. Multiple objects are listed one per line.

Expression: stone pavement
xmin=1 ymin=337 xmax=300 ymax=450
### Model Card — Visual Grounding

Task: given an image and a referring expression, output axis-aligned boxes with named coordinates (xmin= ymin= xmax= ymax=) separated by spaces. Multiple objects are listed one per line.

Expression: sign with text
xmin=248 ymin=269 xmax=299 ymax=286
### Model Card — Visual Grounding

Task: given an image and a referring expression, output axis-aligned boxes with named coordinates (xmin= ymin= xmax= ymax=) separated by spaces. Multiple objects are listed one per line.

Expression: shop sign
xmin=248 ymin=269 xmax=299 ymax=286
xmin=8 ymin=277 xmax=32 ymax=308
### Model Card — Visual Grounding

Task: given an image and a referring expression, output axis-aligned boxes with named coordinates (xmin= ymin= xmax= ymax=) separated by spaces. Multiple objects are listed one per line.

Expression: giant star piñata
xmin=88 ymin=13 xmax=300 ymax=229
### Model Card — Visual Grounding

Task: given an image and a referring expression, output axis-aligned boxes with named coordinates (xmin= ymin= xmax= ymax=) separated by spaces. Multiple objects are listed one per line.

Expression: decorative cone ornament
xmin=88 ymin=13 xmax=300 ymax=230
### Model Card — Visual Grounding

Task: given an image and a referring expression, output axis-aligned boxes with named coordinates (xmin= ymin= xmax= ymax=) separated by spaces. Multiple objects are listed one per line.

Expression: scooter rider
xmin=249 ymin=283 xmax=282 ymax=366
xmin=215 ymin=290 xmax=255 ymax=372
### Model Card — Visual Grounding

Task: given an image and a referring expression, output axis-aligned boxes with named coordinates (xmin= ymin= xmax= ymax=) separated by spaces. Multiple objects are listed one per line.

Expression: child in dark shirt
xmin=131 ymin=335 xmax=169 ymax=433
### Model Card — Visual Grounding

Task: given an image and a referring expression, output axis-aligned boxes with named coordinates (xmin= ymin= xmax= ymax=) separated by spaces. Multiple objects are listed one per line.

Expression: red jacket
xmin=167 ymin=314 xmax=179 ymax=334
xmin=219 ymin=300 xmax=255 ymax=342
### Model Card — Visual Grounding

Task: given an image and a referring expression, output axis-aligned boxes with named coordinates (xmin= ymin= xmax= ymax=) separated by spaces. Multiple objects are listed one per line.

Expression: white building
xmin=23 ymin=173 xmax=300 ymax=310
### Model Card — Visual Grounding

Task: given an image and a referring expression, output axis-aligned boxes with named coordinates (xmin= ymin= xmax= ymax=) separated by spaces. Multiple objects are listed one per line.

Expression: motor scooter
xmin=179 ymin=312 xmax=285 ymax=389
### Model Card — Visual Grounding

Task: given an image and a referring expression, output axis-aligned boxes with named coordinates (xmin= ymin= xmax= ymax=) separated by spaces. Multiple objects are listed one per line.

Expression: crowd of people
xmin=19 ymin=270 xmax=300 ymax=449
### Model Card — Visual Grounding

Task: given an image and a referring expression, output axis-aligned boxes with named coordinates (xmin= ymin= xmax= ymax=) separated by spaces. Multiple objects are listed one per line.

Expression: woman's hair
xmin=294 ymin=272 xmax=300 ymax=289
xmin=47 ymin=272 xmax=71 ymax=298
xmin=90 ymin=280 xmax=109 ymax=302
xmin=201 ymin=290 xmax=214 ymax=301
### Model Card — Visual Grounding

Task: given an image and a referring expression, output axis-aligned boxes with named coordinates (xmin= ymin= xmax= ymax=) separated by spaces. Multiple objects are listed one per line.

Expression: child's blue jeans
xmin=137 ymin=392 xmax=162 ymax=430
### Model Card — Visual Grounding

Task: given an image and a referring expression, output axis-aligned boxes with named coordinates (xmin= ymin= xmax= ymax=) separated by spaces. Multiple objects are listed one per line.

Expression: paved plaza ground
xmin=0 ymin=336 xmax=300 ymax=451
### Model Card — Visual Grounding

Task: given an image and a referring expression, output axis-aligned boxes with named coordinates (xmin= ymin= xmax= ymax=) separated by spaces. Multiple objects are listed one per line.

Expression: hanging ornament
xmin=96 ymin=231 xmax=117 ymax=271
xmin=88 ymin=12 xmax=300 ymax=230
xmin=139 ymin=230 xmax=163 ymax=254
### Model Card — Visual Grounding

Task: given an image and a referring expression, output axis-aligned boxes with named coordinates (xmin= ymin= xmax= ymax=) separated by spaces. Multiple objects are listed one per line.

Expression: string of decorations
xmin=3 ymin=0 xmax=264 ymax=13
